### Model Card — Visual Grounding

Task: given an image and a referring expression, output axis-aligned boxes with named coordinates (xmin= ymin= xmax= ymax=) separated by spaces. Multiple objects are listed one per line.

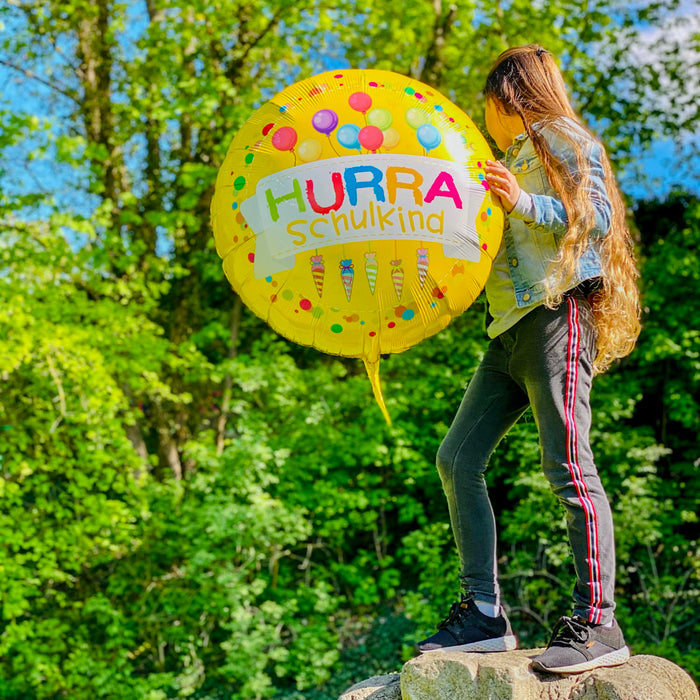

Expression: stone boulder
xmin=339 ymin=650 xmax=699 ymax=700
xmin=339 ymin=672 xmax=401 ymax=700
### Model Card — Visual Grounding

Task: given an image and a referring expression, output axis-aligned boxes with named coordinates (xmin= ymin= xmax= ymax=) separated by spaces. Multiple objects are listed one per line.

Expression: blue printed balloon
xmin=417 ymin=124 xmax=442 ymax=152
xmin=337 ymin=124 xmax=361 ymax=150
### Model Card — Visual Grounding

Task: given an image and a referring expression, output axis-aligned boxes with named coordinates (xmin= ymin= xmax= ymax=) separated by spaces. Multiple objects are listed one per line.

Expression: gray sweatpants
xmin=436 ymin=294 xmax=616 ymax=625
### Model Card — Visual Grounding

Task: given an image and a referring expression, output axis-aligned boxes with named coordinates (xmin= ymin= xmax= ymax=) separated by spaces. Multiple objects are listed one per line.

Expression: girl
xmin=416 ymin=45 xmax=641 ymax=674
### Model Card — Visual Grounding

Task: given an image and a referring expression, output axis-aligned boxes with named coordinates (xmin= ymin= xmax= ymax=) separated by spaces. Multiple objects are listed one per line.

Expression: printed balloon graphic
xmin=211 ymin=69 xmax=504 ymax=423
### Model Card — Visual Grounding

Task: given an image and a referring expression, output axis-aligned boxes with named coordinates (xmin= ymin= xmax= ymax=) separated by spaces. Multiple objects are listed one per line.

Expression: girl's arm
xmin=484 ymin=141 xmax=612 ymax=240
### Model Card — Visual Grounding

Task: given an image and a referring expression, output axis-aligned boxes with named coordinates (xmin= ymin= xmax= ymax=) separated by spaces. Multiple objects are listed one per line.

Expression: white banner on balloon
xmin=240 ymin=154 xmax=485 ymax=279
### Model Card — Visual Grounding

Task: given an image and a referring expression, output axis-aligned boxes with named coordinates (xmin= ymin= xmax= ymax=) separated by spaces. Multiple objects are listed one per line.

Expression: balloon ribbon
xmin=363 ymin=358 xmax=391 ymax=425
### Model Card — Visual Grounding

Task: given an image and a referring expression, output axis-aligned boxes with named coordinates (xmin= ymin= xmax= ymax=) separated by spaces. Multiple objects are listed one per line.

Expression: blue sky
xmin=0 ymin=2 xmax=697 ymax=224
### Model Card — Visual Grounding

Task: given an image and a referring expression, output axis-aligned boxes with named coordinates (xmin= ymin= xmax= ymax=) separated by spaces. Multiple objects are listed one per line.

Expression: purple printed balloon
xmin=312 ymin=109 xmax=339 ymax=135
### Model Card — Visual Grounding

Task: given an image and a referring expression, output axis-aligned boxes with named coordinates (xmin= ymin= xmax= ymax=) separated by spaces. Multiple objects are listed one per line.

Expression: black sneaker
xmin=416 ymin=595 xmax=517 ymax=653
xmin=531 ymin=616 xmax=630 ymax=674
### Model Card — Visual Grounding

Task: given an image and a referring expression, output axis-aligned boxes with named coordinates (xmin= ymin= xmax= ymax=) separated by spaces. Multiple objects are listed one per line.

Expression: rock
xmin=400 ymin=650 xmax=700 ymax=700
xmin=338 ymin=672 xmax=401 ymax=700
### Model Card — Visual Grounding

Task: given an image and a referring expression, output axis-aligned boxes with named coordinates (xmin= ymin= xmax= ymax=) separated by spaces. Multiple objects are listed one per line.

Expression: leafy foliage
xmin=0 ymin=0 xmax=698 ymax=697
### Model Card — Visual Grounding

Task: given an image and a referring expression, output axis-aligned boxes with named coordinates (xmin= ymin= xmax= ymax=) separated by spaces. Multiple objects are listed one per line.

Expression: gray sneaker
xmin=416 ymin=595 xmax=517 ymax=654
xmin=532 ymin=616 xmax=630 ymax=674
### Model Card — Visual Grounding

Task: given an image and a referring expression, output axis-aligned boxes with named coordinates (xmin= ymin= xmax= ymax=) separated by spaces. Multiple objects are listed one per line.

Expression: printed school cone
xmin=364 ymin=251 xmax=378 ymax=294
xmin=390 ymin=259 xmax=404 ymax=301
xmin=340 ymin=259 xmax=354 ymax=302
xmin=363 ymin=357 xmax=391 ymax=425
xmin=310 ymin=255 xmax=325 ymax=297
xmin=416 ymin=248 xmax=429 ymax=288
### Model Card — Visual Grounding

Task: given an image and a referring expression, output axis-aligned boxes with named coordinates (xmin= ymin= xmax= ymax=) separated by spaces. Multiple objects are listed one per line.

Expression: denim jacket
xmin=499 ymin=117 xmax=611 ymax=308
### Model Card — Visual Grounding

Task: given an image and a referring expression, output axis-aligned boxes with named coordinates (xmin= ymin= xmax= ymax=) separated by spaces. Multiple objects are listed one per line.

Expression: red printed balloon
xmin=348 ymin=91 xmax=372 ymax=113
xmin=358 ymin=125 xmax=384 ymax=152
xmin=272 ymin=126 xmax=297 ymax=151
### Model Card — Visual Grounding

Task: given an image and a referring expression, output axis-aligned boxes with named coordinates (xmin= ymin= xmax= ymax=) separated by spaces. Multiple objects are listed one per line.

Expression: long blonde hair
xmin=484 ymin=45 xmax=640 ymax=373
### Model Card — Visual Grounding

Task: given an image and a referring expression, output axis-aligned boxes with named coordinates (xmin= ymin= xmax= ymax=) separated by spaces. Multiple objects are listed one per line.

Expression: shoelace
xmin=550 ymin=616 xmax=590 ymax=646
xmin=437 ymin=595 xmax=473 ymax=630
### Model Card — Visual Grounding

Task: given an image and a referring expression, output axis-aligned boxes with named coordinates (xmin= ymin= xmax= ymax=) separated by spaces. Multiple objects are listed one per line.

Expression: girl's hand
xmin=484 ymin=160 xmax=520 ymax=213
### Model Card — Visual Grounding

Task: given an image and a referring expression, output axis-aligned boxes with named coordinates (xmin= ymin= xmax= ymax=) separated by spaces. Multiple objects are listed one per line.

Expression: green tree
xmin=1 ymin=0 xmax=699 ymax=697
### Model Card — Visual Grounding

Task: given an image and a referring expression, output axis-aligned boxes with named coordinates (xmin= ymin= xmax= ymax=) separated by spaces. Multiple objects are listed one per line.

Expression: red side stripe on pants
xmin=565 ymin=297 xmax=603 ymax=624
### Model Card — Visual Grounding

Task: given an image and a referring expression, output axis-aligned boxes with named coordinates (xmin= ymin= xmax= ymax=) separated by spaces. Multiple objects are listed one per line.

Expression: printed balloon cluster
xmin=271 ymin=91 xmax=444 ymax=160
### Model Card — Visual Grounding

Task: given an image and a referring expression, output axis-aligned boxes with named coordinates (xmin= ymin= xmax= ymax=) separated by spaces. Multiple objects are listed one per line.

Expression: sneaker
xmin=416 ymin=595 xmax=518 ymax=653
xmin=531 ymin=616 xmax=630 ymax=674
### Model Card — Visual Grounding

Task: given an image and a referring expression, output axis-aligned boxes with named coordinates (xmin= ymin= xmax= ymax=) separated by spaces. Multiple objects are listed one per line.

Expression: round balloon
xmin=211 ymin=69 xmax=504 ymax=422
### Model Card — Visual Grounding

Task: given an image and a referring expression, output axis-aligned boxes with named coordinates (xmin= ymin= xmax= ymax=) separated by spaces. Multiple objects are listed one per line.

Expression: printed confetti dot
xmin=477 ymin=161 xmax=482 ymax=168
xmin=235 ymin=212 xmax=245 ymax=224
xmin=395 ymin=306 xmax=407 ymax=318
xmin=387 ymin=321 xmax=396 ymax=329
xmin=247 ymin=253 xmax=255 ymax=263
xmin=282 ymin=289 xmax=294 ymax=301
xmin=265 ymin=276 xmax=273 ymax=283
xmin=414 ymin=92 xmax=423 ymax=99
xmin=234 ymin=176 xmax=246 ymax=190
xmin=231 ymin=202 xmax=238 ymax=209
xmin=334 ymin=74 xmax=343 ymax=79
xmin=369 ymin=331 xmax=376 ymax=337
xmin=299 ymin=298 xmax=312 ymax=311
xmin=481 ymin=212 xmax=488 ymax=221
xmin=482 ymin=180 xmax=490 ymax=190
xmin=431 ymin=287 xmax=445 ymax=299
xmin=482 ymin=243 xmax=488 ymax=250
xmin=369 ymin=82 xmax=378 ymax=87
xmin=487 ymin=208 xmax=492 ymax=215
xmin=244 ymin=153 xmax=254 ymax=164
xmin=404 ymin=87 xmax=415 ymax=95
xmin=262 ymin=123 xmax=274 ymax=135
xmin=331 ymin=324 xmax=343 ymax=333
xmin=402 ymin=309 xmax=415 ymax=321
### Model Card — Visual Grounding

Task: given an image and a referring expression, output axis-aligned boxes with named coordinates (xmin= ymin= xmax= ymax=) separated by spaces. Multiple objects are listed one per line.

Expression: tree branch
xmin=0 ymin=58 xmax=81 ymax=106
xmin=223 ymin=10 xmax=283 ymax=87
xmin=45 ymin=352 xmax=67 ymax=433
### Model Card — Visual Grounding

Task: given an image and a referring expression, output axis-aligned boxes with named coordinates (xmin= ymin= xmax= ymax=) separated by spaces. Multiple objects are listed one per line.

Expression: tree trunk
xmin=216 ymin=295 xmax=243 ymax=456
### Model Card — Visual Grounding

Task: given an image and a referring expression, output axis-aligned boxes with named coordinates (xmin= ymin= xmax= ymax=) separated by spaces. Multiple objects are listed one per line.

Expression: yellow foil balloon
xmin=211 ymin=69 xmax=503 ymax=423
